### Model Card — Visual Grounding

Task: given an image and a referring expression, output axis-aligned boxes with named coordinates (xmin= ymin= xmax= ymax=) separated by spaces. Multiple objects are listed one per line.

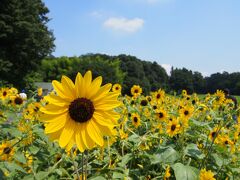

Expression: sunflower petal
xmin=52 ymin=80 xmax=72 ymax=100
xmin=91 ymin=83 xmax=112 ymax=101
xmin=40 ymin=104 xmax=68 ymax=115
xmin=75 ymin=72 xmax=83 ymax=98
xmin=45 ymin=119 xmax=66 ymax=134
xmin=87 ymin=120 xmax=104 ymax=146
xmin=86 ymin=76 xmax=102 ymax=99
xmin=61 ymin=75 xmax=76 ymax=99
xmin=59 ymin=119 xmax=75 ymax=148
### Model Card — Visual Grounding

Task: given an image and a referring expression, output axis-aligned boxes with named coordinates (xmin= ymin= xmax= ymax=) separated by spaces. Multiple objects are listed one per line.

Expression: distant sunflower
xmin=213 ymin=90 xmax=225 ymax=105
xmin=112 ymin=84 xmax=122 ymax=94
xmin=12 ymin=95 xmax=24 ymax=106
xmin=154 ymin=89 xmax=165 ymax=102
xmin=179 ymin=106 xmax=194 ymax=120
xmin=131 ymin=113 xmax=141 ymax=128
xmin=155 ymin=109 xmax=167 ymax=121
xmin=0 ymin=142 xmax=15 ymax=161
xmin=40 ymin=71 xmax=121 ymax=152
xmin=199 ymin=168 xmax=215 ymax=180
xmin=131 ymin=85 xmax=142 ymax=97
xmin=0 ymin=88 xmax=9 ymax=100
xmin=166 ymin=118 xmax=180 ymax=137
xmin=182 ymin=89 xmax=187 ymax=96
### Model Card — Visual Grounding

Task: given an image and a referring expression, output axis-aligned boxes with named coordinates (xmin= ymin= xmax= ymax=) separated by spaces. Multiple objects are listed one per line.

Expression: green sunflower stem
xmin=85 ymin=150 xmax=88 ymax=180
xmin=82 ymin=151 xmax=84 ymax=180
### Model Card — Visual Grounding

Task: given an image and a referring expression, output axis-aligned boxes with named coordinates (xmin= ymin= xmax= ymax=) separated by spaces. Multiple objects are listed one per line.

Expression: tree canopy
xmin=0 ymin=0 xmax=55 ymax=88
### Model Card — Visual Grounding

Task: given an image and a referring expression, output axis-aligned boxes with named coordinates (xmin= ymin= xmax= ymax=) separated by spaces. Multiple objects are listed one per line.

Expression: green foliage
xmin=0 ymin=0 xmax=55 ymax=89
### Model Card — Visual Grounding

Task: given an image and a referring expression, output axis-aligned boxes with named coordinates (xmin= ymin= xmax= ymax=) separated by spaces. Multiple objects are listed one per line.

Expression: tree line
xmin=37 ymin=54 xmax=240 ymax=95
xmin=1 ymin=0 xmax=240 ymax=95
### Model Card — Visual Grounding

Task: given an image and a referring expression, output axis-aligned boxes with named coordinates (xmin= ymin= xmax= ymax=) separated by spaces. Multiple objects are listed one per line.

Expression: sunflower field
xmin=0 ymin=71 xmax=240 ymax=180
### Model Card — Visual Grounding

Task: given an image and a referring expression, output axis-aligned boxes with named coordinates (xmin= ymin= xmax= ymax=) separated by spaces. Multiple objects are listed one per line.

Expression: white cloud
xmin=161 ymin=64 xmax=172 ymax=75
xmin=103 ymin=17 xmax=144 ymax=33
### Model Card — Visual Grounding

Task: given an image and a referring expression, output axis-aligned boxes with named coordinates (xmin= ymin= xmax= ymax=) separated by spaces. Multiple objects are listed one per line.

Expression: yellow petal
xmin=44 ymin=94 xmax=70 ymax=106
xmin=40 ymin=104 xmax=68 ymax=115
xmin=59 ymin=119 xmax=75 ymax=148
xmin=45 ymin=119 xmax=66 ymax=134
xmin=52 ymin=80 xmax=72 ymax=100
xmin=87 ymin=120 xmax=104 ymax=146
xmin=90 ymin=83 xmax=112 ymax=101
xmin=61 ymin=75 xmax=76 ymax=99
xmin=93 ymin=112 xmax=114 ymax=127
xmin=86 ymin=76 xmax=102 ymax=99
xmin=95 ymin=101 xmax=122 ymax=111
xmin=75 ymin=131 xmax=86 ymax=152
xmin=40 ymin=111 xmax=68 ymax=123
xmin=75 ymin=72 xmax=84 ymax=98
xmin=83 ymin=71 xmax=92 ymax=89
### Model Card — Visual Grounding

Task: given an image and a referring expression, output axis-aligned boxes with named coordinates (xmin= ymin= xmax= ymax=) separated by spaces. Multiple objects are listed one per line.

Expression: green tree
xmin=0 ymin=0 xmax=55 ymax=88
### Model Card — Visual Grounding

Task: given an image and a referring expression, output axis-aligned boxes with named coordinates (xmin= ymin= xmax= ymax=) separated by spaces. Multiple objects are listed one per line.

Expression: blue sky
xmin=43 ymin=0 xmax=240 ymax=76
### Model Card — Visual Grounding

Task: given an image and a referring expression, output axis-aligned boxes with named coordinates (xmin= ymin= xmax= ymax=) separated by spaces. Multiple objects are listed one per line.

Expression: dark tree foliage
xmin=206 ymin=72 xmax=240 ymax=95
xmin=118 ymin=54 xmax=168 ymax=95
xmin=0 ymin=0 xmax=55 ymax=88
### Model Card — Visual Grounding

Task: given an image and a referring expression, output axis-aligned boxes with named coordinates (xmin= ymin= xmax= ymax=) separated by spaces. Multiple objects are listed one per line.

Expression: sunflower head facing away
xmin=40 ymin=71 xmax=121 ymax=152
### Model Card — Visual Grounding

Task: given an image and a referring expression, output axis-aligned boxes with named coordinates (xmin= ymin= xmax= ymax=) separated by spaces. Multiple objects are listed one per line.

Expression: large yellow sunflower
xmin=40 ymin=71 xmax=121 ymax=152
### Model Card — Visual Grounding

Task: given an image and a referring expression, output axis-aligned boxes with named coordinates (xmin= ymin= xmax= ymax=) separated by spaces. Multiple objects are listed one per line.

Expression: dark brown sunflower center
xmin=140 ymin=100 xmax=148 ymax=106
xmin=184 ymin=110 xmax=189 ymax=115
xmin=134 ymin=89 xmax=139 ymax=93
xmin=3 ymin=147 xmax=11 ymax=154
xmin=3 ymin=91 xmax=7 ymax=96
xmin=211 ymin=132 xmax=216 ymax=138
xmin=14 ymin=97 xmax=23 ymax=105
xmin=171 ymin=125 xmax=176 ymax=131
xmin=116 ymin=87 xmax=119 ymax=90
xmin=156 ymin=94 xmax=161 ymax=99
xmin=133 ymin=117 xmax=138 ymax=123
xmin=69 ymin=98 xmax=95 ymax=123
xmin=158 ymin=112 xmax=164 ymax=118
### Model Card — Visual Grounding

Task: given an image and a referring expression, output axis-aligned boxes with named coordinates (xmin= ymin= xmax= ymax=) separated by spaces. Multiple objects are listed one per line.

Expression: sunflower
xmin=40 ymin=71 xmax=121 ymax=152
xmin=155 ymin=109 xmax=167 ymax=121
xmin=182 ymin=89 xmax=187 ymax=96
xmin=199 ymin=168 xmax=215 ymax=180
xmin=179 ymin=105 xmax=194 ymax=120
xmin=166 ymin=118 xmax=180 ymax=137
xmin=131 ymin=85 xmax=142 ymax=97
xmin=213 ymin=90 xmax=225 ymax=105
xmin=164 ymin=165 xmax=171 ymax=180
xmin=11 ymin=95 xmax=24 ymax=106
xmin=131 ymin=113 xmax=141 ymax=128
xmin=0 ymin=88 xmax=9 ymax=100
xmin=0 ymin=142 xmax=15 ymax=161
xmin=112 ymin=84 xmax=122 ymax=94
xmin=38 ymin=87 xmax=43 ymax=96
xmin=154 ymin=89 xmax=165 ymax=102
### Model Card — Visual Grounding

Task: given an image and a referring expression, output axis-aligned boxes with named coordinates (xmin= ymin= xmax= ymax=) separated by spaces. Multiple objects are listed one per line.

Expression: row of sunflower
xmin=0 ymin=71 xmax=240 ymax=179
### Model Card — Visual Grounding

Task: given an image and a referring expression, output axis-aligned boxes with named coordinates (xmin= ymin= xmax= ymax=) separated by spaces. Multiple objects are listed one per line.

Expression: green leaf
xmin=113 ymin=172 xmax=125 ymax=179
xmin=150 ymin=147 xmax=179 ymax=164
xmin=212 ymin=153 xmax=223 ymax=167
xmin=184 ymin=143 xmax=205 ymax=159
xmin=172 ymin=163 xmax=199 ymax=180
xmin=4 ymin=162 xmax=26 ymax=173
xmin=14 ymin=152 xmax=27 ymax=164
xmin=29 ymin=145 xmax=40 ymax=154
xmin=190 ymin=119 xmax=211 ymax=126
xmin=35 ymin=171 xmax=49 ymax=180
xmin=89 ymin=176 xmax=106 ymax=180
xmin=118 ymin=154 xmax=132 ymax=167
